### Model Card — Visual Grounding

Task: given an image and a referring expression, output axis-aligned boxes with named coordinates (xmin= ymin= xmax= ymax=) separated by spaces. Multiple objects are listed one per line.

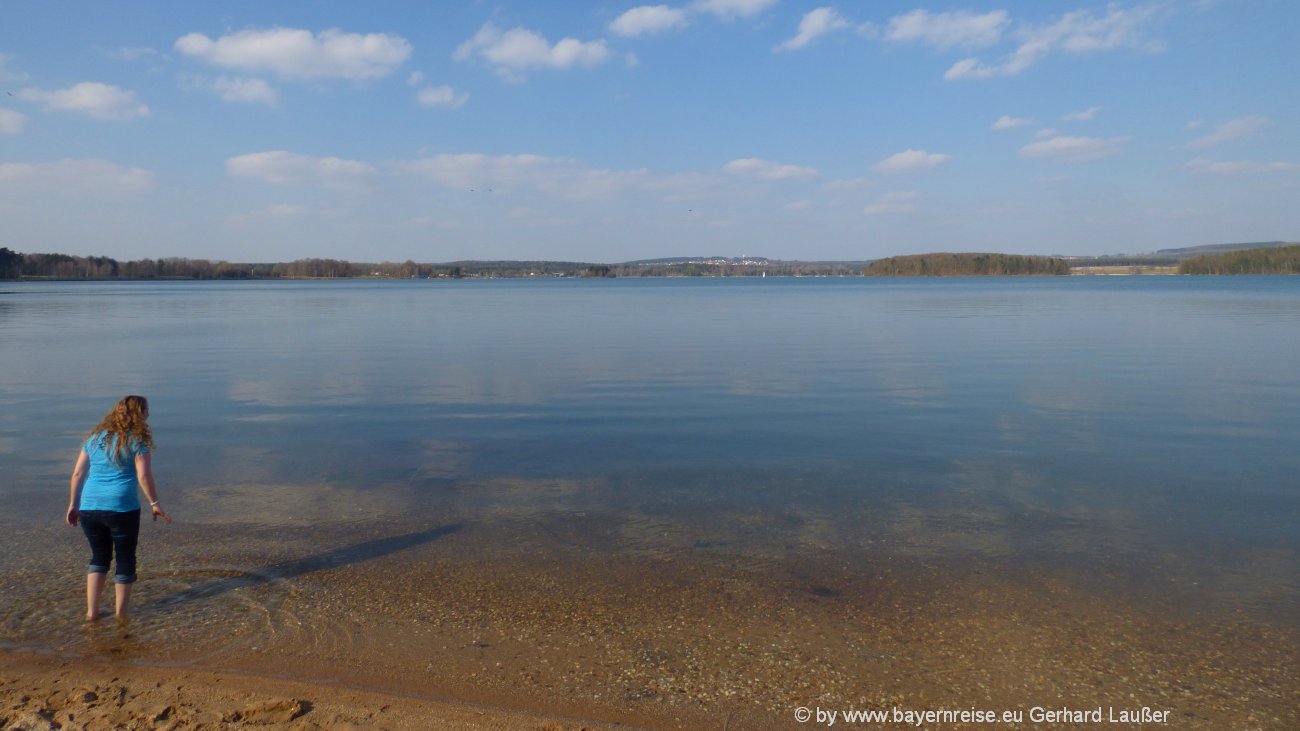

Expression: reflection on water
xmin=1 ymin=278 xmax=1297 ymax=652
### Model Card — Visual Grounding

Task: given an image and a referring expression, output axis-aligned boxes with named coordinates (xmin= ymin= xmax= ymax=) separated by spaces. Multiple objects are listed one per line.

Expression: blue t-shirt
xmin=79 ymin=431 xmax=149 ymax=512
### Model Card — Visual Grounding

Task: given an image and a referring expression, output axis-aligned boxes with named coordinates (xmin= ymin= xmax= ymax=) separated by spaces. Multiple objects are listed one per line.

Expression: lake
xmin=1 ymin=276 xmax=1297 ymax=728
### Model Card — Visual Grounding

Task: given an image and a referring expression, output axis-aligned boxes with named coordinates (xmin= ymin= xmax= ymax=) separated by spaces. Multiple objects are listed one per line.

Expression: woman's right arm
xmin=67 ymin=450 xmax=89 ymax=526
xmin=136 ymin=452 xmax=171 ymax=523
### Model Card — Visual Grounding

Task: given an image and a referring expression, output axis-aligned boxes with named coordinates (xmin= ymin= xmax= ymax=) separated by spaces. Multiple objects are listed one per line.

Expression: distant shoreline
xmin=3 ymin=242 xmax=1297 ymax=281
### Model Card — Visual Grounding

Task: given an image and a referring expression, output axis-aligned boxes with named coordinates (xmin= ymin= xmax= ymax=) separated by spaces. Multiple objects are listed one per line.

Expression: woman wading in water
xmin=66 ymin=395 xmax=171 ymax=620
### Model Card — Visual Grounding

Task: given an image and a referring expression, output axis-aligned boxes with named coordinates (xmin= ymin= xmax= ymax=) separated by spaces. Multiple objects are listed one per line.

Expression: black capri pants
xmin=80 ymin=509 xmax=141 ymax=584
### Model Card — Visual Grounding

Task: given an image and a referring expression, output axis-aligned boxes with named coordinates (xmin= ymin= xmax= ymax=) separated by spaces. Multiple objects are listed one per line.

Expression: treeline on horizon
xmin=1178 ymin=244 xmax=1300 ymax=274
xmin=0 ymin=249 xmax=450 ymax=280
xmin=5 ymin=245 xmax=1300 ymax=281
xmin=863 ymin=253 xmax=1070 ymax=276
xmin=0 ymin=247 xmax=863 ymax=280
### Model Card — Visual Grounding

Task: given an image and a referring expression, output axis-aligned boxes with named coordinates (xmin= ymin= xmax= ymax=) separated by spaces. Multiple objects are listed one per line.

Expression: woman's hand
xmin=151 ymin=503 xmax=172 ymax=523
xmin=66 ymin=505 xmax=79 ymax=527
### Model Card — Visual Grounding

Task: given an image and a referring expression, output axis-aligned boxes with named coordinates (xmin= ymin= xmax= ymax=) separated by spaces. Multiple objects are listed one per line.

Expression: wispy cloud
xmin=0 ymin=108 xmax=24 ymax=134
xmin=402 ymin=153 xmax=639 ymax=198
xmin=212 ymin=77 xmax=278 ymax=106
xmin=864 ymin=191 xmax=918 ymax=215
xmin=454 ymin=23 xmax=611 ymax=79
xmin=886 ymin=9 xmax=1008 ymax=50
xmin=775 ymin=8 xmax=852 ymax=52
xmin=992 ymin=115 xmax=1032 ymax=130
xmin=417 ymin=84 xmax=469 ymax=109
xmin=397 ymin=152 xmax=728 ymax=202
xmin=1186 ymin=116 xmax=1271 ymax=149
xmin=820 ymin=177 xmax=875 ymax=193
xmin=610 ymin=6 xmax=690 ymax=37
xmin=226 ymin=151 xmax=375 ymax=187
xmin=175 ymin=27 xmax=412 ymax=80
xmin=724 ymin=157 xmax=818 ymax=180
xmin=0 ymin=159 xmax=155 ymax=192
xmin=1061 ymin=106 xmax=1101 ymax=121
xmin=1019 ymin=135 xmax=1129 ymax=163
xmin=692 ymin=0 xmax=778 ymax=21
xmin=873 ymin=149 xmax=951 ymax=174
xmin=18 ymin=82 xmax=150 ymax=120
xmin=945 ymin=5 xmax=1165 ymax=81
xmin=229 ymin=203 xmax=318 ymax=225
xmin=1185 ymin=158 xmax=1296 ymax=175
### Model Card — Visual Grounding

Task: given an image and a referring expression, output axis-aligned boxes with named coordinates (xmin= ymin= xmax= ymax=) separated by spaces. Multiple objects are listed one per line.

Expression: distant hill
xmin=1179 ymin=244 xmax=1300 ymax=274
xmin=1153 ymin=241 xmax=1294 ymax=259
xmin=864 ymin=253 xmax=1069 ymax=276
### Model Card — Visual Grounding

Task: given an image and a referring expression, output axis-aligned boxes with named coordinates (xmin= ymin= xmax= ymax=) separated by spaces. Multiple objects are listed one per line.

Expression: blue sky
xmin=1 ymin=1 xmax=1297 ymax=263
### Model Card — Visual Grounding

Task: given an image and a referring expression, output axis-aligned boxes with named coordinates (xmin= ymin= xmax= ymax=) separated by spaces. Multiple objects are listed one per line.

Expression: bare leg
xmin=115 ymin=582 xmax=133 ymax=619
xmin=86 ymin=572 xmax=106 ymax=621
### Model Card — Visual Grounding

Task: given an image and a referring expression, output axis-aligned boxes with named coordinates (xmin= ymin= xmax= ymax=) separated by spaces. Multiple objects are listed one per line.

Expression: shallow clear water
xmin=2 ymin=277 xmax=1298 ymax=640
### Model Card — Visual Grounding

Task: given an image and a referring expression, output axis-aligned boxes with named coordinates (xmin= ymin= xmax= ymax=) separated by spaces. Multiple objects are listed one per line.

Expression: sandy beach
xmin=0 ymin=650 xmax=623 ymax=730
xmin=3 ymin=504 xmax=1296 ymax=730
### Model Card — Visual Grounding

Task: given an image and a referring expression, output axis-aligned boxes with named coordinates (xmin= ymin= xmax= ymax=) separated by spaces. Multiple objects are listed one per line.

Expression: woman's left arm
xmin=136 ymin=452 xmax=172 ymax=523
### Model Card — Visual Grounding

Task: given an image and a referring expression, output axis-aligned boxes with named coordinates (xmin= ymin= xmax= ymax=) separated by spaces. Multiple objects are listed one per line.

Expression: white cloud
xmin=775 ymin=8 xmax=851 ymax=52
xmin=18 ymin=82 xmax=149 ymax=121
xmin=1061 ymin=106 xmax=1101 ymax=121
xmin=0 ymin=108 xmax=24 ymax=134
xmin=723 ymin=158 xmax=818 ymax=181
xmin=407 ymin=71 xmax=424 ymax=86
xmin=1185 ymin=119 xmax=1204 ymax=130
xmin=784 ymin=200 xmax=815 ymax=210
xmin=992 ymin=115 xmax=1032 ymax=130
xmin=228 ymin=203 xmax=325 ymax=226
xmin=226 ymin=151 xmax=375 ymax=186
xmin=417 ymin=84 xmax=469 ymax=109
xmin=1186 ymin=116 xmax=1271 ymax=150
xmin=454 ymin=23 xmax=612 ymax=79
xmin=175 ymin=27 xmax=412 ymax=80
xmin=401 ymin=153 xmax=646 ymax=199
xmin=1185 ymin=158 xmax=1296 ymax=175
xmin=886 ymin=9 xmax=1008 ymax=50
xmin=210 ymin=77 xmax=278 ymax=106
xmin=820 ymin=177 xmax=875 ymax=192
xmin=399 ymin=153 xmax=723 ymax=201
xmin=872 ymin=149 xmax=951 ymax=174
xmin=1019 ymin=135 xmax=1129 ymax=163
xmin=945 ymin=5 xmax=1164 ymax=81
xmin=864 ymin=191 xmax=918 ymax=215
xmin=0 ymin=159 xmax=154 ymax=192
xmin=692 ymin=0 xmax=778 ymax=20
xmin=1035 ymin=128 xmax=1059 ymax=139
xmin=610 ymin=6 xmax=690 ymax=37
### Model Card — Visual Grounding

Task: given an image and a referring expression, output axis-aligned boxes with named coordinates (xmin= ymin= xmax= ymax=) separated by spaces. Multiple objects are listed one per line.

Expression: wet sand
xmin=0 ymin=650 xmax=618 ymax=730
xmin=3 ymin=504 xmax=1296 ymax=730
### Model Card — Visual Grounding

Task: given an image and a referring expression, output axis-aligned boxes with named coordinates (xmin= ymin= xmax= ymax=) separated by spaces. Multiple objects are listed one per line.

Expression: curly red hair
xmin=86 ymin=395 xmax=154 ymax=465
